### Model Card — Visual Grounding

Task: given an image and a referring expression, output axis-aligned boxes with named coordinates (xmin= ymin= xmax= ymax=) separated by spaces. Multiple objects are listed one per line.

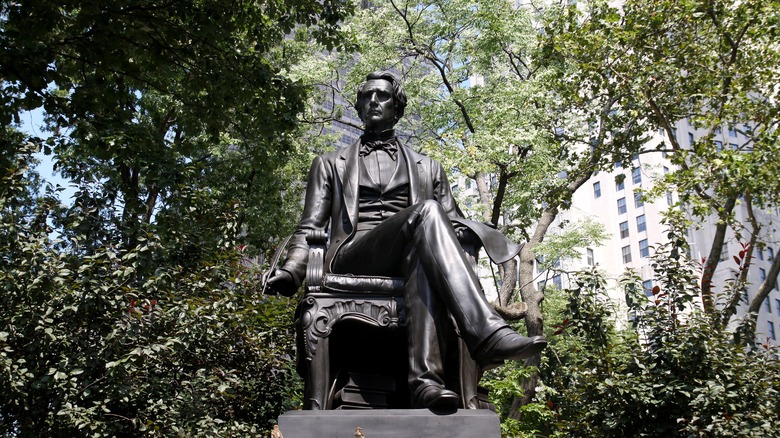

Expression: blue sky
xmin=20 ymin=108 xmax=75 ymax=204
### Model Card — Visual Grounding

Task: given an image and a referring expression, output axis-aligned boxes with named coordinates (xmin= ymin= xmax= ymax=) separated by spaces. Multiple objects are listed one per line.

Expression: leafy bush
xmin=1 ymin=144 xmax=302 ymax=436
xmin=537 ymin=226 xmax=780 ymax=437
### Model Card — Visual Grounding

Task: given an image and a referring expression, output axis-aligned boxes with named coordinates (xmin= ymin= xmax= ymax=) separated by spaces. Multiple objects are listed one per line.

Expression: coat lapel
xmin=339 ymin=139 xmax=361 ymax=228
xmin=399 ymin=142 xmax=424 ymax=205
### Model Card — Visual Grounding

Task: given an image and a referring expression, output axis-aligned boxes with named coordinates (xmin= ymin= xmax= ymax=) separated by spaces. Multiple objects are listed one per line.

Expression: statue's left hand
xmin=264 ymin=269 xmax=298 ymax=296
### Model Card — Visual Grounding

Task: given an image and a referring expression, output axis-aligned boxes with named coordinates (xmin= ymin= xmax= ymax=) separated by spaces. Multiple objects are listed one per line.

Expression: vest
xmin=356 ymin=150 xmax=409 ymax=233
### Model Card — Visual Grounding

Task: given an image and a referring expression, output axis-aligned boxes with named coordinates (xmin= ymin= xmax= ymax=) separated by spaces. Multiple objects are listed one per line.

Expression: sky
xmin=20 ymin=108 xmax=76 ymax=204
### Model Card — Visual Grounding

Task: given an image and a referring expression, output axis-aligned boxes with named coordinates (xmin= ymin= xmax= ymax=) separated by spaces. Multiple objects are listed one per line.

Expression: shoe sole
xmin=478 ymin=339 xmax=547 ymax=371
xmin=425 ymin=394 xmax=460 ymax=411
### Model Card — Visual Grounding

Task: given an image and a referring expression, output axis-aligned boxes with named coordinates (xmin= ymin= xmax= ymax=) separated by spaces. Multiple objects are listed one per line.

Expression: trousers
xmin=331 ymin=199 xmax=507 ymax=401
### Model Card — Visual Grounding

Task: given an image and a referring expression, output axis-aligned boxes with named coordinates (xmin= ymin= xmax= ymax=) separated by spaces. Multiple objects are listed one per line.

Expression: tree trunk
xmin=474 ymin=172 xmax=493 ymax=221
xmin=700 ymin=196 xmax=737 ymax=312
xmin=508 ymin=209 xmax=556 ymax=418
xmin=719 ymin=193 xmax=759 ymax=330
xmin=740 ymin=246 xmax=780 ymax=344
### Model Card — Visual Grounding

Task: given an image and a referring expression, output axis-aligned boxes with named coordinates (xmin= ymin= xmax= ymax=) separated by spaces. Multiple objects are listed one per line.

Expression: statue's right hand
xmin=264 ymin=269 xmax=298 ymax=297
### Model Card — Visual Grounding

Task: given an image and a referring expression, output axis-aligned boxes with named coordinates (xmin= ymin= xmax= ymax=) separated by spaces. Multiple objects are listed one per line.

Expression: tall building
xmin=545 ymin=119 xmax=780 ymax=345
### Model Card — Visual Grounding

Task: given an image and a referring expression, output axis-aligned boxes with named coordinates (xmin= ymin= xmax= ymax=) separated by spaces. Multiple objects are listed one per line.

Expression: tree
xmin=1 ymin=0 xmax=353 ymax=251
xmin=541 ymin=224 xmax=780 ymax=436
xmin=543 ymin=0 xmax=780 ymax=343
xmin=1 ymin=0 xmax=354 ymax=434
xmin=0 ymin=151 xmax=303 ymax=433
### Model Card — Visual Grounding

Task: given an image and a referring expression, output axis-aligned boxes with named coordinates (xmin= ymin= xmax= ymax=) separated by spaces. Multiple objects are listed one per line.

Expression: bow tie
xmin=360 ymin=137 xmax=398 ymax=160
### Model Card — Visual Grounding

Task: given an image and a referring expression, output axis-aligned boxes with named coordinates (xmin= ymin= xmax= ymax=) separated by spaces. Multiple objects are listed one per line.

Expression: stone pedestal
xmin=277 ymin=409 xmax=501 ymax=438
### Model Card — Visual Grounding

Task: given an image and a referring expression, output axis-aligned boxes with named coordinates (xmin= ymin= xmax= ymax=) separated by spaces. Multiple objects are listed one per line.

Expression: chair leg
xmin=456 ymin=337 xmax=481 ymax=409
xmin=304 ymin=336 xmax=331 ymax=410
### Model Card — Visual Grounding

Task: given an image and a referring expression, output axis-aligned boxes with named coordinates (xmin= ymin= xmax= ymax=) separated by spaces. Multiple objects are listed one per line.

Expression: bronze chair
xmin=295 ymin=229 xmax=494 ymax=410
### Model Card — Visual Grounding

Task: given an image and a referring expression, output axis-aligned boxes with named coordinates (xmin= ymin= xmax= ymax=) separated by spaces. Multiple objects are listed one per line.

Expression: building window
xmin=622 ymin=245 xmax=632 ymax=263
xmin=720 ymin=245 xmax=730 ymax=261
xmin=637 ymin=214 xmax=647 ymax=232
xmin=634 ymin=190 xmax=644 ymax=208
xmin=616 ymin=179 xmax=625 ymax=191
xmin=632 ymin=167 xmax=642 ymax=185
xmin=764 ymin=298 xmax=772 ymax=313
xmin=728 ymin=126 xmax=737 ymax=137
xmin=775 ymin=299 xmax=780 ymax=314
xmin=617 ymin=197 xmax=627 ymax=214
xmin=667 ymin=191 xmax=673 ymax=206
xmin=769 ymin=248 xmax=774 ymax=261
xmin=715 ymin=126 xmax=722 ymax=135
xmin=553 ymin=275 xmax=562 ymax=289
xmin=639 ymin=239 xmax=650 ymax=258
xmin=663 ymin=166 xmax=669 ymax=174
xmin=593 ymin=181 xmax=602 ymax=198
xmin=615 ymin=160 xmax=622 ymax=168
xmin=587 ymin=248 xmax=594 ymax=266
xmin=760 ymin=268 xmax=767 ymax=282
xmin=758 ymin=248 xmax=764 ymax=260
xmin=688 ymin=132 xmax=695 ymax=147
xmin=620 ymin=221 xmax=630 ymax=238
xmin=642 ymin=280 xmax=654 ymax=297
xmin=714 ymin=140 xmax=723 ymax=151
xmin=769 ymin=322 xmax=776 ymax=341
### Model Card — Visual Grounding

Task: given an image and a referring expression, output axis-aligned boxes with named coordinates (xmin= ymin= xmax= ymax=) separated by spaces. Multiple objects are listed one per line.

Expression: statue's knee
xmin=416 ymin=199 xmax=445 ymax=217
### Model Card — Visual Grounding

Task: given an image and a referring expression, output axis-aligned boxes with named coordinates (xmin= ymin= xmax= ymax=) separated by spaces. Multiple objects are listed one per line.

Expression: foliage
xmin=484 ymin=359 xmax=556 ymax=437
xmin=1 ymin=1 xmax=355 ymax=434
xmin=1 ymin=143 xmax=303 ymax=435
xmin=543 ymin=0 xmax=780 ymax=340
xmin=532 ymin=218 xmax=609 ymax=271
xmin=540 ymin=224 xmax=780 ymax=437
xmin=1 ymin=0 xmax=354 ymax=252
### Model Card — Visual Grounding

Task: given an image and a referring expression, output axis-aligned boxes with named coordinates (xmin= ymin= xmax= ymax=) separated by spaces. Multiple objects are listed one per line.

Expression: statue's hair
xmin=354 ymin=70 xmax=407 ymax=123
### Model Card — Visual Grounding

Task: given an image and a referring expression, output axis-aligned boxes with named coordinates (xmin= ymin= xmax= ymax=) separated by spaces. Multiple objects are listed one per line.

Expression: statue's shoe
xmin=476 ymin=329 xmax=547 ymax=370
xmin=416 ymin=385 xmax=460 ymax=411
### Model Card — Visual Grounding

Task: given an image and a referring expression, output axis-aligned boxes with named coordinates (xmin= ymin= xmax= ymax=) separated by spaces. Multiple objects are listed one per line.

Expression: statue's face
xmin=360 ymin=79 xmax=396 ymax=132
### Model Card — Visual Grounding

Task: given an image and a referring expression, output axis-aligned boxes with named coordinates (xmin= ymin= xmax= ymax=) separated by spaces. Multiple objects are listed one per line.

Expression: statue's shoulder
xmin=318 ymin=148 xmax=343 ymax=162
xmin=313 ymin=144 xmax=353 ymax=167
xmin=400 ymin=143 xmax=442 ymax=170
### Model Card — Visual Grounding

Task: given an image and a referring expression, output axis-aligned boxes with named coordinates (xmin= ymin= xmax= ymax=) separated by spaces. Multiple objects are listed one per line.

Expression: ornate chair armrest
xmin=305 ymin=229 xmax=328 ymax=293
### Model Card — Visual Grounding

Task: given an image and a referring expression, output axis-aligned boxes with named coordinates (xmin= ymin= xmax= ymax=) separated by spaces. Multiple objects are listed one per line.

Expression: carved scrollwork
xmin=298 ymin=296 xmax=407 ymax=359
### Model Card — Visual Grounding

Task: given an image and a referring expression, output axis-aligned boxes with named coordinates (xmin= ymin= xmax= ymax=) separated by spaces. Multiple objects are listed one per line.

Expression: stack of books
xmin=333 ymin=373 xmax=397 ymax=409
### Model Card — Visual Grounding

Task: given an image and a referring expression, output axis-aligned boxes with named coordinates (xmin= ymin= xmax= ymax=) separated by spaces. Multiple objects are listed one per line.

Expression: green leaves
xmin=539 ymin=226 xmax=780 ymax=436
xmin=0 ymin=192 xmax=302 ymax=434
xmin=0 ymin=0 xmax=353 ymax=434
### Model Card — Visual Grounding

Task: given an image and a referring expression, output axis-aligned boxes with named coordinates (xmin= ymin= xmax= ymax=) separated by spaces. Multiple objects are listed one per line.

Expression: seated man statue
xmin=266 ymin=70 xmax=547 ymax=410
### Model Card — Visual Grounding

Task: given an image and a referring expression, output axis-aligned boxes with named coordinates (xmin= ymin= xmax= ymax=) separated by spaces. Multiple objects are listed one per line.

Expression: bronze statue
xmin=266 ymin=71 xmax=546 ymax=410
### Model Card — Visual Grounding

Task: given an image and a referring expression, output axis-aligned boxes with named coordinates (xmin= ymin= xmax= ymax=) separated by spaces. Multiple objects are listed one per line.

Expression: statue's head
xmin=355 ymin=70 xmax=407 ymax=132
